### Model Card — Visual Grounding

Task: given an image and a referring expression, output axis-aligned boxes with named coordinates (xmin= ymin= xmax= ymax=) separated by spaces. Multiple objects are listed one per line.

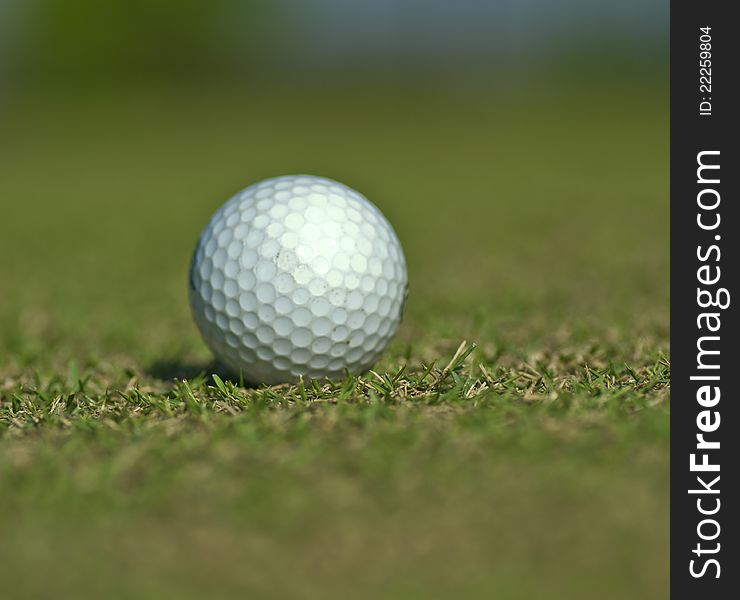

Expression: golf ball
xmin=189 ymin=175 xmax=408 ymax=384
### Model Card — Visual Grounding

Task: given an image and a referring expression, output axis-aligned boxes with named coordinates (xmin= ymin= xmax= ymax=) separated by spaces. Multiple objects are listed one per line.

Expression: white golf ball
xmin=189 ymin=175 xmax=408 ymax=384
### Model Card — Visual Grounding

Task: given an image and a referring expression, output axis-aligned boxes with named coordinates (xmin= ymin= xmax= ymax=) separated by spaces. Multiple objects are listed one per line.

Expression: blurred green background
xmin=1 ymin=2 xmax=668 ymax=599
xmin=1 ymin=0 xmax=667 ymax=85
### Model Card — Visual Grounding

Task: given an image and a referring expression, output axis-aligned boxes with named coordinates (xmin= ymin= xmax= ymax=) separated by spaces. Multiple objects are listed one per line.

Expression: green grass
xmin=0 ymin=81 xmax=668 ymax=599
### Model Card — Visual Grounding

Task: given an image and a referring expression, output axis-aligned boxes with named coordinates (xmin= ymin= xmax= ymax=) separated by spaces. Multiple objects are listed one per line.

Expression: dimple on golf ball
xmin=189 ymin=175 xmax=408 ymax=384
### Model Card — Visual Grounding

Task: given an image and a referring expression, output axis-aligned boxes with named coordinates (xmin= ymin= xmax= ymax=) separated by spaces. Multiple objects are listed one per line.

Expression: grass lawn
xmin=0 ymin=81 xmax=668 ymax=599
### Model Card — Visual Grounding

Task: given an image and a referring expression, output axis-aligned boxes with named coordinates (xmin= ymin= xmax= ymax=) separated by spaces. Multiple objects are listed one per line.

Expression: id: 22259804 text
xmin=699 ymin=27 xmax=712 ymax=116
